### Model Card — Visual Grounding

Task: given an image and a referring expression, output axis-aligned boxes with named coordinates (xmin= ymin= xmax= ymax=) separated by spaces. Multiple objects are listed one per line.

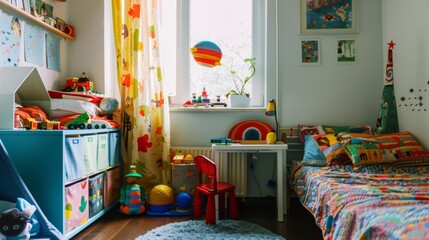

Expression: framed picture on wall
xmin=34 ymin=0 xmax=53 ymax=18
xmin=301 ymin=39 xmax=320 ymax=65
xmin=299 ymin=0 xmax=358 ymax=34
xmin=337 ymin=38 xmax=356 ymax=63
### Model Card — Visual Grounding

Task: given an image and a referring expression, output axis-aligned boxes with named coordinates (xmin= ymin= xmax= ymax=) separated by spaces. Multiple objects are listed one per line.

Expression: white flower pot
xmin=229 ymin=95 xmax=250 ymax=107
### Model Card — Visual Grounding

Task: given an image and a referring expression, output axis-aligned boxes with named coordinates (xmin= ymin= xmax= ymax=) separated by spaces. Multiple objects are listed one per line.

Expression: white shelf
xmin=0 ymin=0 xmax=74 ymax=40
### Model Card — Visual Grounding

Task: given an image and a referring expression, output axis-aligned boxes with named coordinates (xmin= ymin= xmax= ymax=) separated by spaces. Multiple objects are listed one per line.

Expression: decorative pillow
xmin=302 ymin=135 xmax=327 ymax=166
xmin=317 ymin=125 xmax=373 ymax=135
xmin=373 ymin=131 xmax=429 ymax=167
xmin=312 ymin=132 xmax=377 ymax=166
xmin=344 ymin=143 xmax=397 ymax=166
xmin=312 ymin=134 xmax=351 ymax=166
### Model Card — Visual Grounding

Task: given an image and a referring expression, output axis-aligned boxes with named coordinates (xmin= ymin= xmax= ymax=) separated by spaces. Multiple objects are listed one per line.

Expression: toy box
xmin=171 ymin=163 xmax=198 ymax=196
xmin=65 ymin=179 xmax=89 ymax=233
xmin=0 ymin=67 xmax=51 ymax=130
xmin=64 ymin=136 xmax=84 ymax=182
xmin=104 ymin=166 xmax=121 ymax=208
xmin=89 ymin=173 xmax=105 ymax=217
xmin=83 ymin=134 xmax=97 ymax=175
xmin=96 ymin=133 xmax=109 ymax=170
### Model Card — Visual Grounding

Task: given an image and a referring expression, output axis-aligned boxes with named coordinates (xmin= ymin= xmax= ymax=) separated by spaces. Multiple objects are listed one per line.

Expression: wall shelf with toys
xmin=0 ymin=0 xmax=75 ymax=40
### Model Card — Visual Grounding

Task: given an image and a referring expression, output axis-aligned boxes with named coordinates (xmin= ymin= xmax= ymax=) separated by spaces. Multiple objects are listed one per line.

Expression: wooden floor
xmin=72 ymin=197 xmax=323 ymax=240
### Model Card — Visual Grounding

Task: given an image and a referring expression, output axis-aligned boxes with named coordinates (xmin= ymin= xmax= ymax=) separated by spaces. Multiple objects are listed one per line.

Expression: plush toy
xmin=0 ymin=205 xmax=36 ymax=240
xmin=119 ymin=165 xmax=146 ymax=215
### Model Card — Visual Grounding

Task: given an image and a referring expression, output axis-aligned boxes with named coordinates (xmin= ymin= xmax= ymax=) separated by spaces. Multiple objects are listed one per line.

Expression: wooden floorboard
xmin=71 ymin=197 xmax=323 ymax=240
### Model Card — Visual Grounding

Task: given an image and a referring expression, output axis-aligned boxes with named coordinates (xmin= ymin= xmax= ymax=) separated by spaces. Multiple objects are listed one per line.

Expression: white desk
xmin=212 ymin=142 xmax=288 ymax=222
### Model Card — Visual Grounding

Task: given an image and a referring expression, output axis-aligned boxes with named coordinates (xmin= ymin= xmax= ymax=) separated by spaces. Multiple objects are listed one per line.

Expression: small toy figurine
xmin=0 ymin=205 xmax=36 ymax=240
xmin=266 ymin=131 xmax=277 ymax=144
xmin=119 ymin=165 xmax=146 ymax=215
xmin=210 ymin=95 xmax=227 ymax=107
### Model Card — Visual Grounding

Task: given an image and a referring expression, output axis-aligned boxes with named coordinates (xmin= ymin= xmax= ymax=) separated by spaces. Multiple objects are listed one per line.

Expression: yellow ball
xmin=148 ymin=184 xmax=174 ymax=205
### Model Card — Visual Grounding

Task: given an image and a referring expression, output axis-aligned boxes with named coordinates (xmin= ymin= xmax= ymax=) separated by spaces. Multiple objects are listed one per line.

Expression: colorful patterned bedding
xmin=290 ymin=161 xmax=429 ymax=240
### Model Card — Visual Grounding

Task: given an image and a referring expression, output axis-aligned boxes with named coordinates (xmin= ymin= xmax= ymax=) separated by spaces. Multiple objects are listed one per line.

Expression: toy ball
xmin=190 ymin=41 xmax=222 ymax=68
xmin=99 ymin=97 xmax=119 ymax=114
xmin=148 ymin=184 xmax=174 ymax=206
xmin=176 ymin=192 xmax=192 ymax=209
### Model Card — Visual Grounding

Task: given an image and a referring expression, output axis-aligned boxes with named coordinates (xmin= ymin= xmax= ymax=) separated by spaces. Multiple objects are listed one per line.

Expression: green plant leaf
xmin=223 ymin=57 xmax=256 ymax=97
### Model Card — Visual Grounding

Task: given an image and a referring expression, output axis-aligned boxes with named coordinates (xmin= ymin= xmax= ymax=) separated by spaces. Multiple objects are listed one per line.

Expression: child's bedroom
xmin=0 ymin=0 xmax=428 ymax=239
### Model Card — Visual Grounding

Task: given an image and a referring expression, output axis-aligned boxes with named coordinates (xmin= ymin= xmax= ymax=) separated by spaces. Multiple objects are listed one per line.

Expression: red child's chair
xmin=193 ymin=155 xmax=238 ymax=224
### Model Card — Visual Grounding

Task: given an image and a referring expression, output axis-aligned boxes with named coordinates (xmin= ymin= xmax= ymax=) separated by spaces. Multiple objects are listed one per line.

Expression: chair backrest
xmin=193 ymin=155 xmax=217 ymax=192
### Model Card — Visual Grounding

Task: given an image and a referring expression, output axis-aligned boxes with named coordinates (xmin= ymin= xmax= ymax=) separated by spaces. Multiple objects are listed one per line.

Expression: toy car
xmin=61 ymin=74 xmax=93 ymax=92
xmin=65 ymin=112 xmax=90 ymax=129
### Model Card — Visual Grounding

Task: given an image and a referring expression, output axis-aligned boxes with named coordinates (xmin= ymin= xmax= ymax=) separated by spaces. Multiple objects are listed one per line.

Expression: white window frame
xmin=167 ymin=0 xmax=277 ymax=107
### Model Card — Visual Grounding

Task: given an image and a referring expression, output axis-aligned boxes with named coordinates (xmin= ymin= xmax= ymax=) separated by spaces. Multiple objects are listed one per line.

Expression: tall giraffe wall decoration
xmin=375 ymin=41 xmax=399 ymax=134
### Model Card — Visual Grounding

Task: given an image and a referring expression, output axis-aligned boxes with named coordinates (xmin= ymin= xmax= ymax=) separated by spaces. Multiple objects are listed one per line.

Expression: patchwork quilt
xmin=290 ymin=161 xmax=429 ymax=240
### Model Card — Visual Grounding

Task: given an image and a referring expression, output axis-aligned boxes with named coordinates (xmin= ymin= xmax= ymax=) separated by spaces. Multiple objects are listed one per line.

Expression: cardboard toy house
xmin=0 ymin=67 xmax=51 ymax=129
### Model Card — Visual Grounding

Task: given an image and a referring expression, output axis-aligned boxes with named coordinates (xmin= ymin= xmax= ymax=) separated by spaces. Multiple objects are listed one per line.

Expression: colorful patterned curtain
xmin=112 ymin=0 xmax=171 ymax=190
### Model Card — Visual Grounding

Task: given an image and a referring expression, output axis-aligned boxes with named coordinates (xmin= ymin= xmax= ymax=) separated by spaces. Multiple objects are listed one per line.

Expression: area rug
xmin=136 ymin=220 xmax=285 ymax=240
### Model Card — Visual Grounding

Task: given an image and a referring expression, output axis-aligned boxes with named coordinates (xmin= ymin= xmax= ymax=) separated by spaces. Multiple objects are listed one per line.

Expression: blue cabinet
xmin=0 ymin=129 xmax=121 ymax=239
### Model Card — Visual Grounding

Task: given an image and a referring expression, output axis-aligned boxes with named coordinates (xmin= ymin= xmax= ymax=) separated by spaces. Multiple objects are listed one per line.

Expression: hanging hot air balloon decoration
xmin=190 ymin=41 xmax=222 ymax=68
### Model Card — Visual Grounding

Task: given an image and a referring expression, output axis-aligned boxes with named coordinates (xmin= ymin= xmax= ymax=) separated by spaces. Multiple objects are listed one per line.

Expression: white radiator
xmin=171 ymin=147 xmax=247 ymax=197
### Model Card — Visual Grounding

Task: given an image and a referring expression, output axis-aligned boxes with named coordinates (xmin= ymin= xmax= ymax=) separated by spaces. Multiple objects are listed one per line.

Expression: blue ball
xmin=176 ymin=192 xmax=192 ymax=209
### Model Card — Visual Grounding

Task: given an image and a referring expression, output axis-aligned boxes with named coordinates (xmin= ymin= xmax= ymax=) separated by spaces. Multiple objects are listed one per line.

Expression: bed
xmin=290 ymin=126 xmax=429 ymax=240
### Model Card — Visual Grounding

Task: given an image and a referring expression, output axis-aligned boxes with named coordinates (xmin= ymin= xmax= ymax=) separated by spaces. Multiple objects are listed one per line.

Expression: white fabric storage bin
xmin=83 ymin=134 xmax=97 ymax=175
xmin=96 ymin=133 xmax=109 ymax=170
xmin=109 ymin=132 xmax=121 ymax=166
xmin=64 ymin=136 xmax=84 ymax=182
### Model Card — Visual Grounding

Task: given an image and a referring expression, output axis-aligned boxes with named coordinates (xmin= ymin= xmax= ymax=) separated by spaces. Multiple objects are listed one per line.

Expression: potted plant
xmin=223 ymin=57 xmax=256 ymax=107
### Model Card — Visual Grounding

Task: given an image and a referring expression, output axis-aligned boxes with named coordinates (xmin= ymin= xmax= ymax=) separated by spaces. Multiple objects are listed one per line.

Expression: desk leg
xmin=277 ymin=150 xmax=284 ymax=222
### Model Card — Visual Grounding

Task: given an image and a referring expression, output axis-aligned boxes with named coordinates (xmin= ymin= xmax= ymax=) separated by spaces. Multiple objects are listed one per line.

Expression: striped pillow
xmin=374 ymin=131 xmax=429 ymax=167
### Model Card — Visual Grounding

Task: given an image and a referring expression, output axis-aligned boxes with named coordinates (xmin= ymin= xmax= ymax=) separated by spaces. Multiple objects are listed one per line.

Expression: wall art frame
xmin=301 ymin=39 xmax=321 ymax=65
xmin=299 ymin=0 xmax=358 ymax=34
xmin=336 ymin=38 xmax=356 ymax=63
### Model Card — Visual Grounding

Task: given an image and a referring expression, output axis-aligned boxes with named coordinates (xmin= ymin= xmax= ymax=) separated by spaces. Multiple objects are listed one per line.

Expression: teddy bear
xmin=0 ymin=205 xmax=36 ymax=240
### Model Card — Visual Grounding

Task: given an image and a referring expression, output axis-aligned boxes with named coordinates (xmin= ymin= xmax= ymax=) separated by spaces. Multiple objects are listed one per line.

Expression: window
xmin=161 ymin=0 xmax=277 ymax=107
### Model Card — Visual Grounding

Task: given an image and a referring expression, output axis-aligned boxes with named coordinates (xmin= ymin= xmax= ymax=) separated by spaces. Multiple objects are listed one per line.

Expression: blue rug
xmin=136 ymin=220 xmax=285 ymax=240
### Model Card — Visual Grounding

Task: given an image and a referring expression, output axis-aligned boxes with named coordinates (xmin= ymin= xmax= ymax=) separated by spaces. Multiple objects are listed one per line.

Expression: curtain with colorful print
xmin=111 ymin=0 xmax=171 ymax=191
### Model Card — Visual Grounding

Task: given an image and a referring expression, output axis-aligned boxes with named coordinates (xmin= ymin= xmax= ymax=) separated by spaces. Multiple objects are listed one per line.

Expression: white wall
xmin=67 ymin=0 xmax=105 ymax=93
xmin=278 ymin=0 xmax=383 ymax=127
xmin=382 ymin=0 xmax=429 ymax=148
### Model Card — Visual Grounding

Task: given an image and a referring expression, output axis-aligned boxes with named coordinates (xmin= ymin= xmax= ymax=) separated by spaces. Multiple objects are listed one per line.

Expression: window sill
xmin=169 ymin=106 xmax=266 ymax=112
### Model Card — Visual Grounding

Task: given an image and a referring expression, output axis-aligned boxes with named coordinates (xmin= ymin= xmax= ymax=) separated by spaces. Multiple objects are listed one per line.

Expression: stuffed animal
xmin=119 ymin=165 xmax=146 ymax=215
xmin=0 ymin=205 xmax=36 ymax=240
